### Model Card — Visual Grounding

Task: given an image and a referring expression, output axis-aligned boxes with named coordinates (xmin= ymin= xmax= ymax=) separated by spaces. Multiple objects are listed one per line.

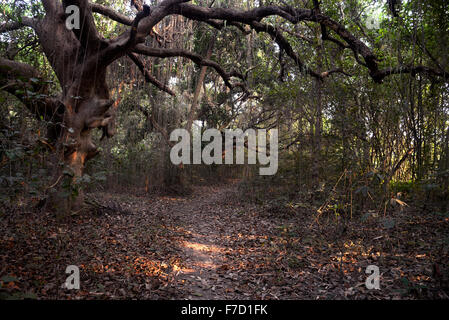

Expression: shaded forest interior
xmin=0 ymin=0 xmax=448 ymax=299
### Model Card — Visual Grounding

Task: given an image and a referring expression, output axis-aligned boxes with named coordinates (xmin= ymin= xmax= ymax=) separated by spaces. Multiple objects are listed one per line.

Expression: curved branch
xmin=249 ymin=20 xmax=321 ymax=79
xmin=88 ymin=0 xmax=189 ymax=68
xmin=202 ymin=19 xmax=250 ymax=33
xmin=127 ymin=52 xmax=175 ymax=96
xmin=90 ymin=3 xmax=132 ymax=25
xmin=128 ymin=5 xmax=151 ymax=45
xmin=376 ymin=65 xmax=448 ymax=81
xmin=0 ymin=17 xmax=36 ymax=33
xmin=0 ymin=21 xmax=25 ymax=33
xmin=133 ymin=44 xmax=246 ymax=91
xmin=168 ymin=3 xmax=448 ymax=83
xmin=320 ymin=68 xmax=352 ymax=78
xmin=0 ymin=58 xmax=63 ymax=122
xmin=170 ymin=4 xmax=304 ymax=25
xmin=88 ymin=2 xmax=447 ymax=84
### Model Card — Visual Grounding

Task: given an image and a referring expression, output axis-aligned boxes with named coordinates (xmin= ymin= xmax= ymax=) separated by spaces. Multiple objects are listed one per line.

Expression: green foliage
xmin=0 ymin=125 xmax=50 ymax=209
xmin=390 ymin=181 xmax=419 ymax=195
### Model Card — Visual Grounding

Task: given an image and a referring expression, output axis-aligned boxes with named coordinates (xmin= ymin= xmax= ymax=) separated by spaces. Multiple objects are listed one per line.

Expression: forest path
xmin=164 ymin=181 xmax=280 ymax=299
xmin=2 ymin=179 xmax=310 ymax=300
xmin=153 ymin=182 xmax=449 ymax=300
xmin=3 ymin=181 xmax=447 ymax=299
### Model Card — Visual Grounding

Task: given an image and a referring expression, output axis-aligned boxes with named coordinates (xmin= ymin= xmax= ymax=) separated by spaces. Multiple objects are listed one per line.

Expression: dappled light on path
xmin=1 ymin=183 xmax=448 ymax=299
xmin=183 ymin=241 xmax=224 ymax=254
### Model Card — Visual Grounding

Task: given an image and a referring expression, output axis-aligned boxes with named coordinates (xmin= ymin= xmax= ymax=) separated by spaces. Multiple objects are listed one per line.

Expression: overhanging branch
xmin=90 ymin=2 xmax=132 ymax=25
xmin=127 ymin=52 xmax=175 ymax=96
xmin=133 ymin=44 xmax=246 ymax=91
xmin=0 ymin=17 xmax=36 ymax=33
xmin=0 ymin=57 xmax=63 ymax=122
xmin=167 ymin=3 xmax=448 ymax=83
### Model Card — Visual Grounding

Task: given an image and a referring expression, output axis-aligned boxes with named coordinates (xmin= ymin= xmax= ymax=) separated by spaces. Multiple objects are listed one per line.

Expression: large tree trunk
xmin=28 ymin=1 xmax=128 ymax=212
xmin=45 ymin=77 xmax=116 ymax=212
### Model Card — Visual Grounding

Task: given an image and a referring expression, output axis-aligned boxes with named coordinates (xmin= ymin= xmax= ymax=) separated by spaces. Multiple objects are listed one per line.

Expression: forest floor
xmin=1 ymin=180 xmax=449 ymax=299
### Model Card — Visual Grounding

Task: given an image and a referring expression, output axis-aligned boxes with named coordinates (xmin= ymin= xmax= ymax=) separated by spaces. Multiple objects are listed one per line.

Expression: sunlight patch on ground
xmin=183 ymin=241 xmax=224 ymax=253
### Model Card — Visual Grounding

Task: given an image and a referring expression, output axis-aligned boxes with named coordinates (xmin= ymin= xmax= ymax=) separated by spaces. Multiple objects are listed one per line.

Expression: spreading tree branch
xmin=127 ymin=52 xmax=175 ymax=96
xmin=167 ymin=3 xmax=447 ymax=83
xmin=0 ymin=57 xmax=63 ymax=122
xmin=90 ymin=2 xmax=133 ymax=25
xmin=133 ymin=44 xmax=246 ymax=91
xmin=0 ymin=17 xmax=36 ymax=33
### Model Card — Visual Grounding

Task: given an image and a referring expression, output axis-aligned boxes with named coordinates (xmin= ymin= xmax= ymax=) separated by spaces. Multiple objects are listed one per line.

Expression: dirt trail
xmin=165 ymin=182 xmax=270 ymax=299
xmin=2 ymin=181 xmax=447 ymax=299
xmin=155 ymin=182 xmax=449 ymax=300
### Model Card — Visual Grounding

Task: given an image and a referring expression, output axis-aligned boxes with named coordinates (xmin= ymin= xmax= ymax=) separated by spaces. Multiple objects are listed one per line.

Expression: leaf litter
xmin=1 ymin=182 xmax=448 ymax=299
